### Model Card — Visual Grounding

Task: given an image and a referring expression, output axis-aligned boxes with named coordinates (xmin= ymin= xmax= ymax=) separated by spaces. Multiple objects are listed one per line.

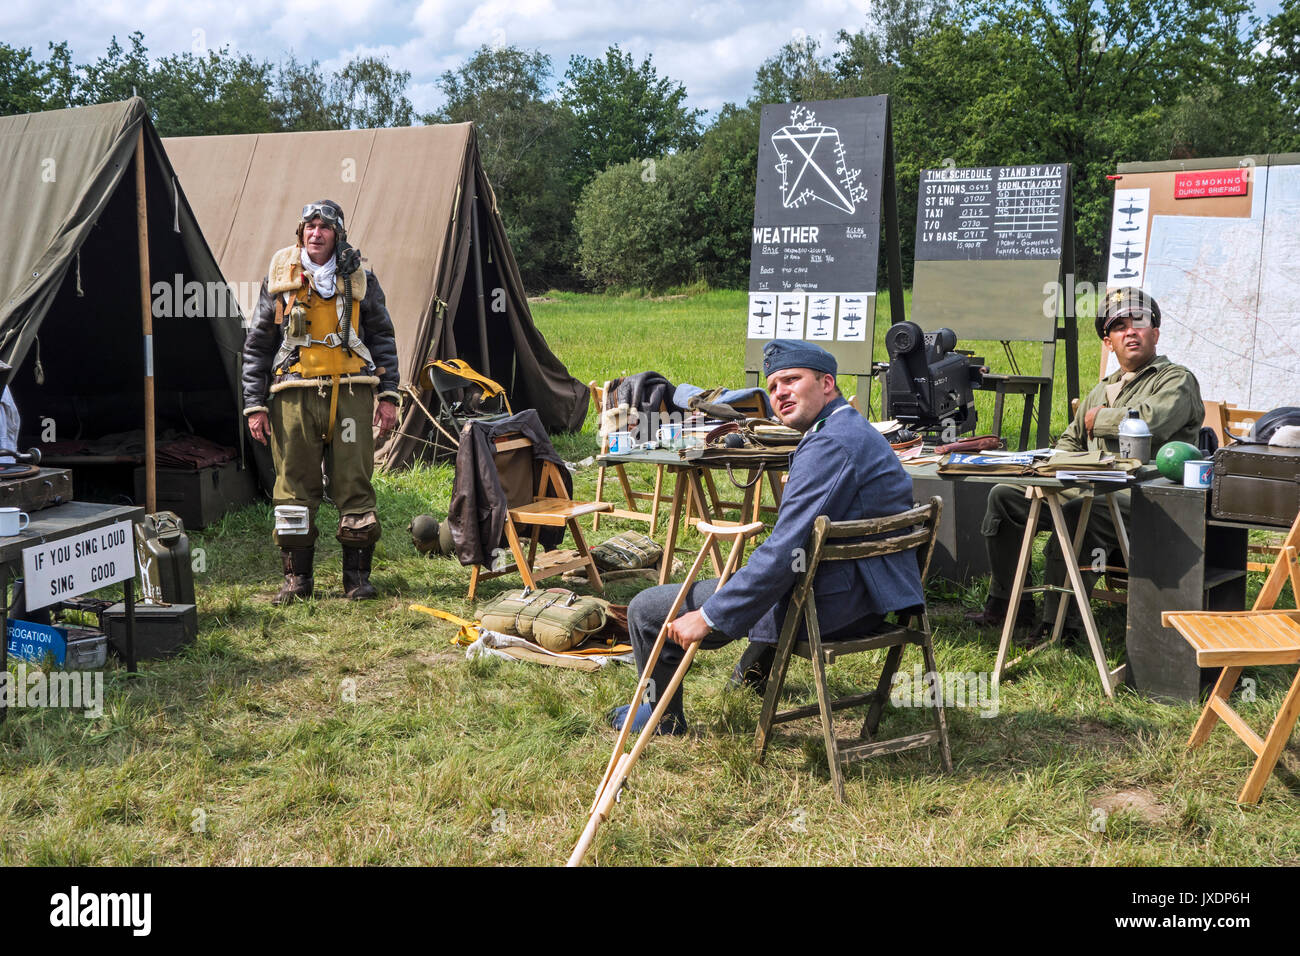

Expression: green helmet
xmin=409 ymin=514 xmax=453 ymax=555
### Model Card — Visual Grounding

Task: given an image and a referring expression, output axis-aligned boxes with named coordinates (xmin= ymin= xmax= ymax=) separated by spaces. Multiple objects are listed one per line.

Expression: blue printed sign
xmin=6 ymin=619 xmax=67 ymax=666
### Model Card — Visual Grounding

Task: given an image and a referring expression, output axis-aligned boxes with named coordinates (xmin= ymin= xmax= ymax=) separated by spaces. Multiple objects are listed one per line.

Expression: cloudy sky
xmin=2 ymin=0 xmax=1287 ymax=118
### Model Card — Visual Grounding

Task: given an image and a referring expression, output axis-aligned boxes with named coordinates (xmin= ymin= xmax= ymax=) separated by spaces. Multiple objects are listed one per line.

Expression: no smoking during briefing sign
xmin=22 ymin=520 xmax=134 ymax=609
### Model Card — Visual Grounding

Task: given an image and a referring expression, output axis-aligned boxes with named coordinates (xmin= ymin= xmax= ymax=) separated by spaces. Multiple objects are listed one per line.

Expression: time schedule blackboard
xmin=916 ymin=164 xmax=1067 ymax=261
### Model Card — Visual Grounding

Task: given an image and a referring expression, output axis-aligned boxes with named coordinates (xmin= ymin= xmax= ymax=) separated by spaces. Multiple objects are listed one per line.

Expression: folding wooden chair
xmin=1162 ymin=508 xmax=1300 ymax=803
xmin=590 ymin=380 xmax=670 ymax=533
xmin=467 ymin=432 xmax=613 ymax=600
xmin=755 ymin=498 xmax=953 ymax=801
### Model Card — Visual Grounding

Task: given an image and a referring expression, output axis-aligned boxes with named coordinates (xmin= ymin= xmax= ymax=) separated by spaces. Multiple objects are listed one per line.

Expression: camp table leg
xmin=1051 ymin=490 xmax=1094 ymax=643
xmin=685 ymin=469 xmax=724 ymax=576
xmin=658 ymin=468 xmax=688 ymax=586
xmin=1108 ymin=492 xmax=1130 ymax=567
xmin=649 ymin=465 xmax=666 ymax=529
xmin=994 ymin=488 xmax=1043 ymax=685
xmin=1046 ymin=491 xmax=1117 ymax=698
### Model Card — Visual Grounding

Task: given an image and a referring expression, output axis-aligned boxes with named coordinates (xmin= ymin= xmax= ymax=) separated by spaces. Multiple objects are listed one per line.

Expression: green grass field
xmin=1 ymin=288 xmax=1297 ymax=866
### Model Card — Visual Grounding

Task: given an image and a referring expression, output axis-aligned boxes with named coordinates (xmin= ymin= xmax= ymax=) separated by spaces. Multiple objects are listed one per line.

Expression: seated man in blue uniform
xmin=612 ymin=339 xmax=925 ymax=735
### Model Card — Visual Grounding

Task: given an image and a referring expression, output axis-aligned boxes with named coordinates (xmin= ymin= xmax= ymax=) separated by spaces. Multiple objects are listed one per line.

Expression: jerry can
xmin=135 ymin=511 xmax=196 ymax=606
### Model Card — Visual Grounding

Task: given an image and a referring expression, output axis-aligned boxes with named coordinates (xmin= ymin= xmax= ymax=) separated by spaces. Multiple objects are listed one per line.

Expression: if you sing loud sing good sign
xmin=22 ymin=520 xmax=134 ymax=608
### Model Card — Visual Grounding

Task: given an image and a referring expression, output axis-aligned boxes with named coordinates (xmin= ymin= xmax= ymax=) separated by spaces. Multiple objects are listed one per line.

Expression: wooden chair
xmin=590 ymin=380 xmax=670 ymax=533
xmin=467 ymin=432 xmax=613 ymax=601
xmin=755 ymin=498 xmax=953 ymax=801
xmin=1161 ymin=508 xmax=1300 ymax=803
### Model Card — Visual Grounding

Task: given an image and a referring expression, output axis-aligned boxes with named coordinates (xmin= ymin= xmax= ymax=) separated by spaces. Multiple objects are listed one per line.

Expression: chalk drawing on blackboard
xmin=771 ymin=105 xmax=869 ymax=215
xmin=1118 ymin=194 xmax=1145 ymax=232
xmin=1112 ymin=240 xmax=1142 ymax=279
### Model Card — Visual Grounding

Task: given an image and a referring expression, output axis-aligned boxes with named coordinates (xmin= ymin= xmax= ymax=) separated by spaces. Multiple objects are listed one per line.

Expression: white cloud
xmin=5 ymin=0 xmax=875 ymax=116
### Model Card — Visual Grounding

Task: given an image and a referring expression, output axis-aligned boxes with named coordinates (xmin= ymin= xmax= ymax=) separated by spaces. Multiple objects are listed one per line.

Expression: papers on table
xmin=1053 ymin=471 xmax=1131 ymax=482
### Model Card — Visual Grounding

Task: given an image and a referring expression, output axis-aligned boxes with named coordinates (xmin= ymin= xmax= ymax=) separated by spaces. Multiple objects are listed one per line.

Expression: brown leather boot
xmin=273 ymin=547 xmax=314 ymax=605
xmin=342 ymin=546 xmax=378 ymax=600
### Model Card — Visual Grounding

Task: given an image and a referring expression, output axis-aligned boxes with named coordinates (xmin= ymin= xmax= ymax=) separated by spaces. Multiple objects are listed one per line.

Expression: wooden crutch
xmin=568 ymin=520 xmax=764 ymax=867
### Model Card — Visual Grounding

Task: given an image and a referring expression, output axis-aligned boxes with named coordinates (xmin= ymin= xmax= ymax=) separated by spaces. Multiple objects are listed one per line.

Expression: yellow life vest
xmin=288 ymin=286 xmax=366 ymax=378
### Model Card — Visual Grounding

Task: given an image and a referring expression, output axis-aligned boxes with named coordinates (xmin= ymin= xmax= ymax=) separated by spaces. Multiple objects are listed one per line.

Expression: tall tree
xmin=1259 ymin=0 xmax=1300 ymax=149
xmin=432 ymin=45 xmax=579 ymax=289
xmin=81 ymin=31 xmax=153 ymax=105
xmin=272 ymin=56 xmax=340 ymax=131
xmin=834 ymin=0 xmax=952 ymax=96
xmin=0 ymin=44 xmax=53 ymax=115
xmin=751 ymin=36 xmax=843 ymax=105
xmin=150 ymin=48 xmax=277 ymax=136
xmin=330 ymin=55 xmax=413 ymax=129
xmin=890 ymin=0 xmax=1255 ymax=277
xmin=560 ymin=45 xmax=703 ymax=186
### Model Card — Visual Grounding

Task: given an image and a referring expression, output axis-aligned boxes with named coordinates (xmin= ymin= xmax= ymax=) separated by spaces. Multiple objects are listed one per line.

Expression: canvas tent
xmin=163 ymin=121 xmax=588 ymax=471
xmin=0 ymin=98 xmax=246 ymax=502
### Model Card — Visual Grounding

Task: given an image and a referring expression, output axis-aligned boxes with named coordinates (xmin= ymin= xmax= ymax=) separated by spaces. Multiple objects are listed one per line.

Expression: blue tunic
xmin=702 ymin=396 xmax=924 ymax=642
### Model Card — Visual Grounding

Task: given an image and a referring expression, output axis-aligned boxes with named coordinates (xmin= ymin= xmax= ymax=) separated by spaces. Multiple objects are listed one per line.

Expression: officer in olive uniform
xmin=968 ymin=287 xmax=1204 ymax=640
xmin=243 ymin=201 xmax=400 ymax=604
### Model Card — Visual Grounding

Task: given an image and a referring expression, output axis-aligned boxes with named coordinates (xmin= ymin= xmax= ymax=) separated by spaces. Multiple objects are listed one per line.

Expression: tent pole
xmin=470 ymin=190 xmax=490 ymax=379
xmin=136 ymin=128 xmax=156 ymax=514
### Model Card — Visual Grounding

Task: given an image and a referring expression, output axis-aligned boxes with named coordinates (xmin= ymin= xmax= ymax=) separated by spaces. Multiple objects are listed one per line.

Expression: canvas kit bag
xmin=590 ymin=531 xmax=662 ymax=571
xmin=478 ymin=587 xmax=609 ymax=652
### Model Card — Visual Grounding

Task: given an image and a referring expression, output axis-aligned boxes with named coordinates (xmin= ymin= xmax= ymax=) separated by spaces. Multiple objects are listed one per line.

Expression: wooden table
xmin=598 ymin=447 xmax=790 ymax=584
xmin=0 ymin=501 xmax=144 ymax=722
xmin=905 ymin=463 xmax=1130 ymax=697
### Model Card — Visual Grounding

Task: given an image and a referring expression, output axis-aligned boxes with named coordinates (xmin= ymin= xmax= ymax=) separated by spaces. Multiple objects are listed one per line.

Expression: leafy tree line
xmin=0 ymin=31 xmax=416 ymax=133
xmin=579 ymin=0 xmax=1300 ymax=290
xmin=3 ymin=0 xmax=1299 ymax=291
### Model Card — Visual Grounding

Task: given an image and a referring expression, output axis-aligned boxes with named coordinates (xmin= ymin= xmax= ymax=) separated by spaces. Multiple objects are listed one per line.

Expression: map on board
xmin=1105 ymin=161 xmax=1300 ymax=410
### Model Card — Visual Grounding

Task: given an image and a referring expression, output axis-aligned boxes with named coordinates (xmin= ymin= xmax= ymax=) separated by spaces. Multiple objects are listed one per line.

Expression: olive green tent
xmin=0 ymin=98 xmax=246 ymax=500
xmin=163 ymin=121 xmax=588 ymax=469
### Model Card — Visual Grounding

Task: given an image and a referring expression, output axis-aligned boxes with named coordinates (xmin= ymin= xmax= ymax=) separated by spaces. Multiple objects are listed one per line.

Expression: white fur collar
xmin=267 ymin=245 xmax=365 ymax=300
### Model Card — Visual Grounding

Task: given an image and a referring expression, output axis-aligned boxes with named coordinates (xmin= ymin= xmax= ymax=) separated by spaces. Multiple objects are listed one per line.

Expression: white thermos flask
xmin=1117 ymin=408 xmax=1152 ymax=462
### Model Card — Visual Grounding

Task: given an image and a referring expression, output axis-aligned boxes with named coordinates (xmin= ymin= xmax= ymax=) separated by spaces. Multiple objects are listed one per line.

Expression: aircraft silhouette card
xmin=1106 ymin=188 xmax=1149 ymax=288
xmin=805 ymin=295 xmax=836 ymax=341
xmin=835 ymin=294 xmax=870 ymax=342
xmin=747 ymin=293 xmax=776 ymax=339
xmin=775 ymin=294 xmax=807 ymax=339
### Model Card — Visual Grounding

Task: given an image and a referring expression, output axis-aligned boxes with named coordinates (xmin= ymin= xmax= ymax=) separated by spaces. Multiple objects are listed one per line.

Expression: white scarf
xmin=300 ymin=248 xmax=337 ymax=298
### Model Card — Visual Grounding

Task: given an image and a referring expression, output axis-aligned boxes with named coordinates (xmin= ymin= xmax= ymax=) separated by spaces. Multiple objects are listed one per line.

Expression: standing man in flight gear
xmin=242 ymin=200 xmax=400 ymax=604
